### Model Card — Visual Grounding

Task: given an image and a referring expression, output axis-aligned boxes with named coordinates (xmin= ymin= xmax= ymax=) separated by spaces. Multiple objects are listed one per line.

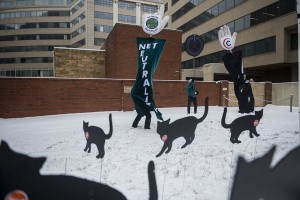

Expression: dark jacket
xmin=187 ymin=81 xmax=196 ymax=98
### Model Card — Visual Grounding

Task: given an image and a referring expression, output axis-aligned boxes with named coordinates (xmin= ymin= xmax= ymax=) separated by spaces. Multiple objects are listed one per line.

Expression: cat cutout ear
xmin=230 ymin=146 xmax=300 ymax=200
xmin=0 ymin=140 xmax=47 ymax=173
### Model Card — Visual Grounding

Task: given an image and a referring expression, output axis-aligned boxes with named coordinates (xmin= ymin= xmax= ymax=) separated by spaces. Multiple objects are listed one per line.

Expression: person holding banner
xmin=131 ymin=6 xmax=169 ymax=129
xmin=186 ymin=79 xmax=198 ymax=114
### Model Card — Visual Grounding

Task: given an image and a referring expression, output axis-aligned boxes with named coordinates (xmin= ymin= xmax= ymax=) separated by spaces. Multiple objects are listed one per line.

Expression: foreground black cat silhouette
xmin=221 ymin=107 xmax=263 ymax=143
xmin=0 ymin=141 xmax=158 ymax=200
xmin=83 ymin=113 xmax=112 ymax=158
xmin=156 ymin=97 xmax=208 ymax=157
xmin=230 ymin=145 xmax=300 ymax=200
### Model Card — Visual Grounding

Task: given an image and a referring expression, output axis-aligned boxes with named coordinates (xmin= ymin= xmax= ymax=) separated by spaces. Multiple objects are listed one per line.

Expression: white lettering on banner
xmin=139 ymin=42 xmax=158 ymax=104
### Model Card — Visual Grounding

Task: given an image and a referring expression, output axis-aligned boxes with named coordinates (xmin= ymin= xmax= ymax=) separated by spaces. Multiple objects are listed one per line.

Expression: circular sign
xmin=142 ymin=14 xmax=161 ymax=35
xmin=4 ymin=190 xmax=29 ymax=200
xmin=222 ymin=37 xmax=234 ymax=50
xmin=146 ymin=18 xmax=159 ymax=29
xmin=253 ymin=120 xmax=259 ymax=127
xmin=184 ymin=34 xmax=204 ymax=57
xmin=161 ymin=135 xmax=167 ymax=142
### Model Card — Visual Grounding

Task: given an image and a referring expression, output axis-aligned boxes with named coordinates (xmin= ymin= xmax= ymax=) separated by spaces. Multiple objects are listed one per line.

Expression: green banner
xmin=131 ymin=37 xmax=166 ymax=121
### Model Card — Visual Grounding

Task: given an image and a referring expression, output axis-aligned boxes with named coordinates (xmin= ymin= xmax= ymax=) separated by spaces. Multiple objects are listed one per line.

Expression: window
xmin=244 ymin=42 xmax=255 ymax=57
xmin=94 ymin=0 xmax=112 ymax=7
xmin=118 ymin=1 xmax=135 ymax=10
xmin=267 ymin=36 xmax=276 ymax=52
xmin=234 ymin=17 xmax=244 ymax=32
xmin=172 ymin=0 xmax=179 ymax=6
xmin=255 ymin=39 xmax=268 ymax=54
xmin=211 ymin=5 xmax=219 ymax=17
xmin=94 ymin=38 xmax=105 ymax=46
xmin=94 ymin=11 xmax=112 ymax=20
xmin=291 ymin=34 xmax=298 ymax=50
xmin=141 ymin=4 xmax=157 ymax=13
xmin=94 ymin=24 xmax=113 ymax=33
xmin=225 ymin=0 xmax=234 ymax=10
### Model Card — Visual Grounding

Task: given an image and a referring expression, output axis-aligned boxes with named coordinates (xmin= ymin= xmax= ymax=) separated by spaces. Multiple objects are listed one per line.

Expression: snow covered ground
xmin=0 ymin=105 xmax=299 ymax=200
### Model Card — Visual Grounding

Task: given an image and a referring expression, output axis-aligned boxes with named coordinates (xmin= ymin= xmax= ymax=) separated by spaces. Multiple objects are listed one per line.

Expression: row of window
xmin=179 ymin=0 xmax=295 ymax=34
xmin=0 ymin=26 xmax=111 ymax=41
xmin=182 ymin=0 xmax=296 ymax=49
xmin=94 ymin=11 xmax=113 ymax=20
xmin=71 ymin=12 xmax=86 ymax=27
xmin=70 ymin=0 xmax=86 ymax=16
xmin=71 ymin=38 xmax=85 ymax=48
xmin=0 ymin=34 xmax=69 ymax=41
xmin=0 ymin=45 xmax=68 ymax=53
xmin=94 ymin=0 xmax=112 ymax=7
xmin=94 ymin=24 xmax=113 ymax=33
xmin=0 ymin=11 xmax=69 ymax=20
xmin=118 ymin=1 xmax=136 ymax=10
xmin=71 ymin=25 xmax=86 ymax=38
xmin=0 ymin=68 xmax=54 ymax=77
xmin=0 ymin=22 xmax=69 ymax=30
xmin=0 ymin=57 xmax=53 ymax=64
xmin=94 ymin=38 xmax=105 ymax=46
xmin=94 ymin=11 xmax=136 ymax=23
xmin=118 ymin=14 xmax=136 ymax=23
xmin=0 ymin=0 xmax=65 ymax=9
xmin=178 ymin=0 xmax=246 ymax=33
xmin=94 ymin=0 xmax=158 ymax=13
xmin=182 ymin=37 xmax=276 ymax=69
xmin=172 ymin=0 xmax=205 ymax=22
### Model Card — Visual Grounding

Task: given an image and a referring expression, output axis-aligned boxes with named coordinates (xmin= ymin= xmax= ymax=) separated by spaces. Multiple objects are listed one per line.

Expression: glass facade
xmin=182 ymin=0 xmax=296 ymax=53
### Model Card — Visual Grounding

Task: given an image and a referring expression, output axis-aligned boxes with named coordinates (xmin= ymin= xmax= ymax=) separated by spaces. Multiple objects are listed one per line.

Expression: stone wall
xmin=54 ymin=48 xmax=105 ymax=78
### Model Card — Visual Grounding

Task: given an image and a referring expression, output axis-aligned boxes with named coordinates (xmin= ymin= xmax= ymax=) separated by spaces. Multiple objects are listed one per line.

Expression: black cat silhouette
xmin=83 ymin=113 xmax=112 ymax=159
xmin=156 ymin=97 xmax=208 ymax=157
xmin=221 ymin=107 xmax=263 ymax=144
xmin=0 ymin=141 xmax=159 ymax=200
xmin=230 ymin=145 xmax=300 ymax=200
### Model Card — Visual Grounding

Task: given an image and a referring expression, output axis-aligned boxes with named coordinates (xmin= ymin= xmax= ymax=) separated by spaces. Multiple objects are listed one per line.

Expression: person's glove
xmin=218 ymin=25 xmax=237 ymax=51
xmin=142 ymin=6 xmax=170 ymax=36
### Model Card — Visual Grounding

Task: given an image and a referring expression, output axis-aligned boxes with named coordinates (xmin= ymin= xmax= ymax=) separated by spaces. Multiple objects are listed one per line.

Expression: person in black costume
xmin=218 ymin=25 xmax=254 ymax=113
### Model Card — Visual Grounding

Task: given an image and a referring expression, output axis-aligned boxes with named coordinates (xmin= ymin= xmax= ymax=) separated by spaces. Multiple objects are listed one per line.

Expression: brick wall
xmin=0 ymin=78 xmax=228 ymax=118
xmin=103 ymin=23 xmax=182 ymax=80
xmin=54 ymin=48 xmax=105 ymax=78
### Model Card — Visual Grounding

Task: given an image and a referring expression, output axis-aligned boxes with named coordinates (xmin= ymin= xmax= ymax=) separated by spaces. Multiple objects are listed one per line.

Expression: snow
xmin=0 ymin=105 xmax=299 ymax=200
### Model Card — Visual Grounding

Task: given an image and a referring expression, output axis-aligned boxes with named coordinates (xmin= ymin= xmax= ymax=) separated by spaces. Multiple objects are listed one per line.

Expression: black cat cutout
xmin=230 ymin=145 xmax=300 ymax=200
xmin=156 ymin=97 xmax=208 ymax=157
xmin=0 ymin=141 xmax=159 ymax=200
xmin=83 ymin=113 xmax=112 ymax=159
xmin=221 ymin=107 xmax=263 ymax=144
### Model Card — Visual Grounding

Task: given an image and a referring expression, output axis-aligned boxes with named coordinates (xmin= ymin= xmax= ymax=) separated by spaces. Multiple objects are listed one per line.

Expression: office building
xmin=0 ymin=0 xmax=165 ymax=77
xmin=165 ymin=0 xmax=298 ymax=82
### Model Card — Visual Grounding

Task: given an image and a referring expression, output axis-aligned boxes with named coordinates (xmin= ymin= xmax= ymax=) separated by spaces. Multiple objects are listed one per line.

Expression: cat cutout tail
xmin=197 ymin=96 xmax=209 ymax=123
xmin=221 ymin=107 xmax=230 ymax=128
xmin=105 ymin=113 xmax=113 ymax=139
xmin=148 ymin=161 xmax=158 ymax=200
